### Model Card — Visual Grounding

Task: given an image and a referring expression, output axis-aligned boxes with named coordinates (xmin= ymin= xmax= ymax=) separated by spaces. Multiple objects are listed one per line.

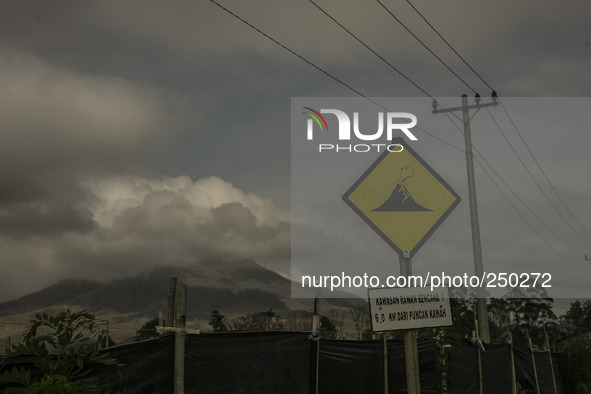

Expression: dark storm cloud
xmin=0 ymin=46 xmax=171 ymax=299
xmin=84 ymin=0 xmax=591 ymax=96
xmin=0 ymin=0 xmax=590 ymax=302
xmin=0 ymin=47 xmax=168 ymax=240
xmin=0 ymin=202 xmax=95 ymax=238
xmin=0 ymin=173 xmax=290 ymax=301
xmin=46 ymin=176 xmax=290 ymax=291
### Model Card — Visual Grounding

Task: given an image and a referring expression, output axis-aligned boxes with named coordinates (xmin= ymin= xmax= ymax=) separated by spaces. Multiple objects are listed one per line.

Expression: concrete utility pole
xmin=432 ymin=93 xmax=498 ymax=343
xmin=400 ymin=254 xmax=420 ymax=394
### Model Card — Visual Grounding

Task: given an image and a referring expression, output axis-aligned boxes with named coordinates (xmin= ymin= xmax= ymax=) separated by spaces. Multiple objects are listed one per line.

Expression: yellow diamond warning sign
xmin=343 ymin=137 xmax=460 ymax=257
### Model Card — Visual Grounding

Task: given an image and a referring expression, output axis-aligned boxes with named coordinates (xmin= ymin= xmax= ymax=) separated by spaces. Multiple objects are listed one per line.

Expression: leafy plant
xmin=0 ymin=310 xmax=120 ymax=393
xmin=563 ymin=336 xmax=591 ymax=393
xmin=208 ymin=310 xmax=228 ymax=332
xmin=230 ymin=309 xmax=284 ymax=331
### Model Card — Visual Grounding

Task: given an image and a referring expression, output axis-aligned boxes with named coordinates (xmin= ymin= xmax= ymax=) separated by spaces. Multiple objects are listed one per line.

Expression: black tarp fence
xmin=385 ymin=338 xmax=439 ymax=393
xmin=447 ymin=340 xmax=514 ymax=393
xmin=90 ymin=333 xmax=175 ymax=394
xmin=185 ymin=331 xmax=313 ymax=394
xmin=318 ymin=339 xmax=384 ymax=393
xmin=447 ymin=339 xmax=565 ymax=394
xmin=1 ymin=332 xmax=567 ymax=393
xmin=513 ymin=346 xmax=566 ymax=394
xmin=446 ymin=339 xmax=480 ymax=393
xmin=481 ymin=343 xmax=514 ymax=393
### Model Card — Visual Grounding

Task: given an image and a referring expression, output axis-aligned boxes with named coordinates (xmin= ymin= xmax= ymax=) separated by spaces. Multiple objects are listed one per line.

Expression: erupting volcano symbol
xmin=372 ymin=165 xmax=432 ymax=212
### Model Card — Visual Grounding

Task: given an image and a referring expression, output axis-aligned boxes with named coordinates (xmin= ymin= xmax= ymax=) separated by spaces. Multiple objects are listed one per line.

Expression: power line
xmin=376 ymin=0 xmax=478 ymax=94
xmin=404 ymin=0 xmax=591 ymax=249
xmin=333 ymin=0 xmax=587 ymax=256
xmin=416 ymin=126 xmax=464 ymax=153
xmin=213 ymin=0 xmax=584 ymax=249
xmin=211 ymin=0 xmax=591 ymax=284
xmin=445 ymin=113 xmax=588 ymax=259
xmin=485 ymin=106 xmax=591 ymax=249
xmin=405 ymin=0 xmax=495 ymax=92
xmin=212 ymin=0 xmax=587 ymax=259
xmin=498 ymin=99 xmax=591 ymax=244
xmin=210 ymin=0 xmax=464 ymax=153
xmin=308 ymin=0 xmax=433 ymax=98
xmin=474 ymin=154 xmax=586 ymax=273
xmin=209 ymin=0 xmax=383 ymax=109
xmin=476 ymin=148 xmax=585 ymax=256
xmin=304 ymin=0 xmax=468 ymax=151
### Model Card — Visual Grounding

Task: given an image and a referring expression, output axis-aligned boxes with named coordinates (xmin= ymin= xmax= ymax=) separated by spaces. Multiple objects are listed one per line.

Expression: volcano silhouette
xmin=372 ymin=183 xmax=432 ymax=212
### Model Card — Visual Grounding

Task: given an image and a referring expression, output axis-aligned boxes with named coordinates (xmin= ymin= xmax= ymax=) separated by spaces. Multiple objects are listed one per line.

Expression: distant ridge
xmin=0 ymin=259 xmax=365 ymax=340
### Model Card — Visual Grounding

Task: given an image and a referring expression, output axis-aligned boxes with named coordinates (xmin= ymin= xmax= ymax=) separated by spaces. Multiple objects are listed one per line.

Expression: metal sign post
xmin=345 ymin=138 xmax=460 ymax=394
xmin=369 ymin=260 xmax=453 ymax=393
xmin=400 ymin=255 xmax=420 ymax=394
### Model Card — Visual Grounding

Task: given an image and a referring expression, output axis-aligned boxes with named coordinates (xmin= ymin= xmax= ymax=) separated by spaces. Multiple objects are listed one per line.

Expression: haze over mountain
xmin=0 ymin=259 xmax=363 ymax=343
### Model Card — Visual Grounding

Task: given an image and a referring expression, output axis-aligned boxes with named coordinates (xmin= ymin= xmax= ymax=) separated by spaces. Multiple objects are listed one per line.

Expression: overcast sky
xmin=0 ymin=1 xmax=590 ymax=302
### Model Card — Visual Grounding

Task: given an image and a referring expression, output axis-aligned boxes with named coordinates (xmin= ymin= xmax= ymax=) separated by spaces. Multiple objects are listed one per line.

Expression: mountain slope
xmin=0 ymin=259 xmax=365 ymax=342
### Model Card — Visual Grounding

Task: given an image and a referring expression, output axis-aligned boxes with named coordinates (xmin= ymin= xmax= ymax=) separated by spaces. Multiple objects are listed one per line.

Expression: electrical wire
xmin=474 ymin=156 xmax=586 ymax=273
xmin=308 ymin=0 xmax=433 ymax=98
xmin=445 ymin=114 xmax=589 ymax=262
xmin=305 ymin=0 xmax=578 ymax=253
xmin=404 ymin=0 xmax=591 ymax=250
xmin=211 ymin=0 xmax=588 ymax=266
xmin=210 ymin=0 xmax=464 ymax=152
xmin=376 ymin=0 xmax=478 ymax=94
xmin=405 ymin=0 xmax=495 ymax=92
xmin=209 ymin=0 xmax=383 ymax=109
xmin=498 ymin=99 xmax=591 ymax=244
xmin=305 ymin=0 xmax=469 ymax=151
xmin=485 ymin=106 xmax=591 ymax=249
